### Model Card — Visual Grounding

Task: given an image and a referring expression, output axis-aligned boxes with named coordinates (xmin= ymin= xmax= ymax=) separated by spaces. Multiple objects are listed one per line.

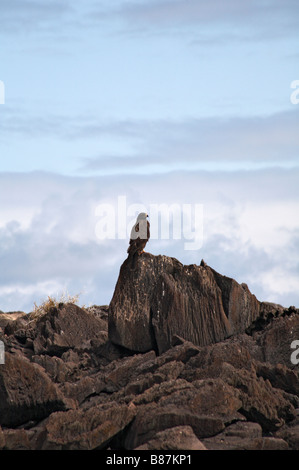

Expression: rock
xmin=183 ymin=378 xmax=242 ymax=420
xmin=85 ymin=305 xmax=109 ymax=324
xmin=223 ymin=420 xmax=263 ymax=439
xmin=156 ymin=339 xmax=200 ymax=365
xmin=1 ymin=429 xmax=32 ymax=450
xmin=132 ymin=378 xmax=196 ymax=406
xmin=31 ymin=354 xmax=78 ymax=383
xmin=256 ymin=362 xmax=299 ymax=396
xmin=135 ymin=425 xmax=207 ymax=450
xmin=219 ymin=362 xmax=296 ymax=432
xmin=0 ymin=426 xmax=5 ymax=449
xmin=179 ymin=338 xmax=297 ymax=432
xmin=108 ymin=254 xmax=260 ymax=354
xmin=202 ymin=421 xmax=288 ymax=450
xmin=32 ymin=303 xmax=108 ymax=356
xmin=102 ymin=351 xmax=156 ymax=392
xmin=124 ymin=404 xmax=225 ymax=449
xmin=1 ymin=254 xmax=298 ymax=451
xmin=122 ymin=360 xmax=185 ymax=398
xmin=253 ymin=438 xmax=289 ymax=450
xmin=0 ymin=353 xmax=67 ymax=427
xmin=59 ymin=374 xmax=106 ymax=405
xmin=140 ymin=377 xmax=242 ymax=424
xmin=276 ymin=424 xmax=299 ymax=450
xmin=180 ymin=334 xmax=261 ymax=382
xmin=0 ymin=311 xmax=27 ymax=331
xmin=254 ymin=314 xmax=299 ymax=368
xmin=42 ymin=402 xmax=136 ymax=450
xmin=210 ymin=268 xmax=260 ymax=334
xmin=246 ymin=301 xmax=287 ymax=334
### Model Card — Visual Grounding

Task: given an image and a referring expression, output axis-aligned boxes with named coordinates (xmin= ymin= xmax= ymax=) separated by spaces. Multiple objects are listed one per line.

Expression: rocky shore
xmin=1 ymin=254 xmax=299 ymax=450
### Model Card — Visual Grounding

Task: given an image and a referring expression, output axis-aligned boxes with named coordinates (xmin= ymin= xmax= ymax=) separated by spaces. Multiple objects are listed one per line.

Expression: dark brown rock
xmin=132 ymin=378 xmax=195 ymax=406
xmin=135 ymin=425 xmax=207 ymax=450
xmin=1 ymin=429 xmax=32 ymax=450
xmin=254 ymin=314 xmax=299 ymax=368
xmin=109 ymin=254 xmax=260 ymax=354
xmin=140 ymin=377 xmax=242 ymax=424
xmin=42 ymin=402 xmax=136 ymax=450
xmin=276 ymin=424 xmax=299 ymax=450
xmin=256 ymin=362 xmax=299 ymax=396
xmin=123 ymin=360 xmax=185 ymax=398
xmin=32 ymin=303 xmax=108 ymax=356
xmin=202 ymin=421 xmax=288 ymax=450
xmin=0 ymin=426 xmax=5 ymax=449
xmin=210 ymin=269 xmax=260 ymax=334
xmin=183 ymin=378 xmax=242 ymax=420
xmin=102 ymin=351 xmax=156 ymax=392
xmin=32 ymin=354 xmax=78 ymax=383
xmin=181 ymin=334 xmax=261 ymax=383
xmin=220 ymin=362 xmax=296 ymax=432
xmin=246 ymin=301 xmax=286 ymax=334
xmin=124 ymin=404 xmax=225 ymax=449
xmin=0 ymin=253 xmax=298 ymax=451
xmin=0 ymin=353 xmax=67 ymax=427
xmin=0 ymin=311 xmax=27 ymax=332
xmin=59 ymin=374 xmax=106 ymax=405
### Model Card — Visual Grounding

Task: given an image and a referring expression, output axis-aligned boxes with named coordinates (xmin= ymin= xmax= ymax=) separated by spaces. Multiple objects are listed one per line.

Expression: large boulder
xmin=135 ymin=425 xmax=207 ymax=450
xmin=0 ymin=353 xmax=67 ymax=427
xmin=32 ymin=303 xmax=108 ymax=356
xmin=42 ymin=402 xmax=136 ymax=450
xmin=108 ymin=254 xmax=260 ymax=353
xmin=254 ymin=314 xmax=299 ymax=369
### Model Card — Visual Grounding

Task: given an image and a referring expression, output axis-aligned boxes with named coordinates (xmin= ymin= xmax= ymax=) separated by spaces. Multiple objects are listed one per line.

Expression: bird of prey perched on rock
xmin=127 ymin=212 xmax=150 ymax=258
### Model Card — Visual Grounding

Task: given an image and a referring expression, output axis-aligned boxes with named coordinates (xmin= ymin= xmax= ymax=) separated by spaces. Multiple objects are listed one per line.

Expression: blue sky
xmin=0 ymin=0 xmax=299 ymax=312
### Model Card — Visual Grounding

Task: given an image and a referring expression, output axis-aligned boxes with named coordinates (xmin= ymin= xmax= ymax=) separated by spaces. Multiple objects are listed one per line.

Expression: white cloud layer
xmin=0 ymin=169 xmax=298 ymax=312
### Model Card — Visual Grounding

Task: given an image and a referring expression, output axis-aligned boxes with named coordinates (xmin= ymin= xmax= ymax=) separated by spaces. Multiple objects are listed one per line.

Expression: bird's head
xmin=137 ymin=212 xmax=148 ymax=222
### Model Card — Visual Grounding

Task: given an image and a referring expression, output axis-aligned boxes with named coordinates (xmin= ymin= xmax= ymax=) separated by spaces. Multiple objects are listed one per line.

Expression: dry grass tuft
xmin=30 ymin=292 xmax=82 ymax=321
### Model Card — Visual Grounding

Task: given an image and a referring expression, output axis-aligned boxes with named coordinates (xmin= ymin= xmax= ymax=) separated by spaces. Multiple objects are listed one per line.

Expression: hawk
xmin=127 ymin=212 xmax=150 ymax=258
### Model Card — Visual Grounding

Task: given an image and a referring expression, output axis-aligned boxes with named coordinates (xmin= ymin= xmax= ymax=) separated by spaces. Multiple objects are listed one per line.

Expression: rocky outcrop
xmin=0 ymin=254 xmax=298 ymax=451
xmin=42 ymin=402 xmax=137 ymax=450
xmin=32 ymin=303 xmax=108 ymax=356
xmin=108 ymin=254 xmax=260 ymax=353
xmin=0 ymin=353 xmax=67 ymax=427
xmin=135 ymin=425 xmax=207 ymax=450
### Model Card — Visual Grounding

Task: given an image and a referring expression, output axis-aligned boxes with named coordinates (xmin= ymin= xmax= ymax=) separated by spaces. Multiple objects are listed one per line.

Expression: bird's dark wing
xmin=127 ymin=220 xmax=150 ymax=258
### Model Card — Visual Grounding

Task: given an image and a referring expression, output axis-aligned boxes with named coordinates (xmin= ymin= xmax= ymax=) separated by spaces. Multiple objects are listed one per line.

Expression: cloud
xmin=0 ymin=0 xmax=73 ymax=33
xmin=4 ymin=108 xmax=297 ymax=172
xmin=114 ymin=0 xmax=299 ymax=41
xmin=77 ymin=110 xmax=299 ymax=174
xmin=0 ymin=168 xmax=298 ymax=312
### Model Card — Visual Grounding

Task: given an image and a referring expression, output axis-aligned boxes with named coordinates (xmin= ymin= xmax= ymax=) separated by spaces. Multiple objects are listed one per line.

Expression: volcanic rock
xmin=108 ymin=254 xmax=260 ymax=353
xmin=42 ymin=402 xmax=136 ymax=450
xmin=202 ymin=421 xmax=289 ymax=450
xmin=135 ymin=425 xmax=207 ymax=450
xmin=0 ymin=253 xmax=298 ymax=451
xmin=32 ymin=302 xmax=108 ymax=356
xmin=0 ymin=353 xmax=67 ymax=427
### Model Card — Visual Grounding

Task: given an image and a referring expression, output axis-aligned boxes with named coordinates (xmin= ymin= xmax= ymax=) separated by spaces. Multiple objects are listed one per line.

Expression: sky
xmin=0 ymin=0 xmax=298 ymax=312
